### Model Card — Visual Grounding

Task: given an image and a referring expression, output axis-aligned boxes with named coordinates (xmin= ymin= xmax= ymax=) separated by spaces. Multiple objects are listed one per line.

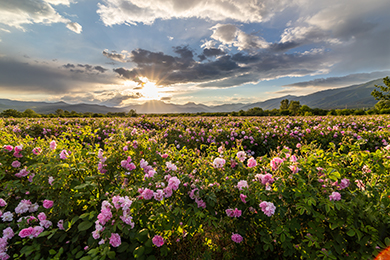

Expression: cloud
xmin=0 ymin=57 xmax=117 ymax=94
xmin=210 ymin=24 xmax=269 ymax=52
xmin=44 ymin=0 xmax=75 ymax=6
xmin=103 ymin=50 xmax=131 ymax=62
xmin=284 ymin=71 xmax=390 ymax=88
xmin=96 ymin=0 xmax=288 ymax=27
xmin=113 ymin=45 xmax=333 ymax=88
xmin=0 ymin=0 xmax=80 ymax=33
xmin=66 ymin=22 xmax=82 ymax=33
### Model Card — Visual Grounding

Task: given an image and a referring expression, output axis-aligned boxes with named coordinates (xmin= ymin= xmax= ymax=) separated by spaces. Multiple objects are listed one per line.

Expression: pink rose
xmin=231 ymin=233 xmax=243 ymax=243
xmin=19 ymin=227 xmax=34 ymax=238
xmin=109 ymin=233 xmax=121 ymax=247
xmin=43 ymin=200 xmax=54 ymax=209
xmin=11 ymin=161 xmax=21 ymax=168
xmin=152 ymin=235 xmax=164 ymax=247
xmin=247 ymin=157 xmax=257 ymax=168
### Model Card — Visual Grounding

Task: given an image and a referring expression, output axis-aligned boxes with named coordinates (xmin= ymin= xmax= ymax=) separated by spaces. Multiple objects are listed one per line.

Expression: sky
xmin=0 ymin=0 xmax=389 ymax=107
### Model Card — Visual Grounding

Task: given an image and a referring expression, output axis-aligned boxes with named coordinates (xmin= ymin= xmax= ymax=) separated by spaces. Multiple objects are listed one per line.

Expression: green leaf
xmin=80 ymin=257 xmax=92 ymax=260
xmin=76 ymin=251 xmax=84 ymax=259
xmin=49 ymin=249 xmax=57 ymax=255
xmin=133 ymin=246 xmax=145 ymax=258
xmin=78 ymin=221 xmax=93 ymax=231
xmin=37 ymin=231 xmax=51 ymax=237
xmin=385 ymin=237 xmax=390 ymax=246
xmin=347 ymin=230 xmax=355 ymax=237
xmin=107 ymin=251 xmax=116 ymax=259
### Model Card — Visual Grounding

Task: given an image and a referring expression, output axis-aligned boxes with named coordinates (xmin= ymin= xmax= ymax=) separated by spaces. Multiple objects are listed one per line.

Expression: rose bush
xmin=0 ymin=115 xmax=389 ymax=259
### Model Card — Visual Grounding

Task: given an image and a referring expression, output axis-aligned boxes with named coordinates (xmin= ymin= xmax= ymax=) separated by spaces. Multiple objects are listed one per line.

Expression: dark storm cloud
xmin=113 ymin=46 xmax=330 ymax=88
xmin=0 ymin=57 xmax=116 ymax=94
xmin=284 ymin=71 xmax=390 ymax=88
xmin=63 ymin=63 xmax=108 ymax=73
xmin=202 ymin=48 xmax=225 ymax=57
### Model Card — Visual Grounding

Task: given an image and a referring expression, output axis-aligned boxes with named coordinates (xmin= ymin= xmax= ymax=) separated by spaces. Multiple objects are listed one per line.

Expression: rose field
xmin=1 ymin=115 xmax=390 ymax=260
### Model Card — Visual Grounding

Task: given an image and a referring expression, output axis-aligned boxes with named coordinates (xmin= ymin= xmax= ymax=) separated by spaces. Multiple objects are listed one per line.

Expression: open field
xmin=1 ymin=115 xmax=390 ymax=259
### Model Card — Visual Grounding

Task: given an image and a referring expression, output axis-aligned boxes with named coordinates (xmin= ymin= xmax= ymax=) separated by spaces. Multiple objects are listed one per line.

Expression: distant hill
xmin=0 ymin=78 xmax=384 ymax=114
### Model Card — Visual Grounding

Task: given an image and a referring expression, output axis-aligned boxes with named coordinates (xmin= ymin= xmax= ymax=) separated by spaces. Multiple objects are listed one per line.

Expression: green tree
xmin=0 ymin=109 xmax=22 ymax=118
xmin=128 ymin=109 xmax=137 ymax=117
xmin=375 ymin=100 xmax=390 ymax=110
xmin=288 ymin=100 xmax=301 ymax=115
xmin=280 ymin=99 xmax=289 ymax=110
xmin=55 ymin=109 xmax=64 ymax=116
xmin=22 ymin=109 xmax=40 ymax=118
xmin=371 ymin=76 xmax=390 ymax=100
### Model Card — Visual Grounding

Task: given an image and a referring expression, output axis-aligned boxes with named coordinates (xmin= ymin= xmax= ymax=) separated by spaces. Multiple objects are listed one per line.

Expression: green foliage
xmin=371 ymin=76 xmax=390 ymax=100
xmin=0 ymin=116 xmax=390 ymax=259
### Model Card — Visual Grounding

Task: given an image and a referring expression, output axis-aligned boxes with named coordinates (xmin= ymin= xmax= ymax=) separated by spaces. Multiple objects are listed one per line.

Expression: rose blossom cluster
xmin=166 ymin=161 xmax=177 ymax=171
xmin=213 ymin=158 xmax=226 ymax=168
xmin=139 ymin=176 xmax=181 ymax=203
xmin=59 ymin=149 xmax=70 ymax=160
xmin=121 ymin=156 xmax=136 ymax=172
xmin=97 ymin=149 xmax=107 ymax=174
xmin=188 ymin=188 xmax=206 ymax=209
xmin=14 ymin=199 xmax=39 ymax=214
xmin=237 ymin=180 xmax=248 ymax=190
xmin=259 ymin=201 xmax=276 ymax=217
xmin=270 ymin=157 xmax=284 ymax=171
xmin=247 ymin=157 xmax=257 ymax=168
xmin=226 ymin=208 xmax=242 ymax=218
xmin=0 ymin=227 xmax=14 ymax=260
xmin=93 ymin=196 xmax=135 ymax=247
xmin=231 ymin=233 xmax=243 ymax=243
xmin=255 ymin=173 xmax=274 ymax=189
xmin=329 ymin=192 xmax=341 ymax=201
xmin=236 ymin=151 xmax=246 ymax=162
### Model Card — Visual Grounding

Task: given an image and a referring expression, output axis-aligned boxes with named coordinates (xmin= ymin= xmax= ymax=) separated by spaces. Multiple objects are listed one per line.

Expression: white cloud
xmin=66 ymin=22 xmax=82 ymax=33
xmin=44 ymin=0 xmax=75 ymax=6
xmin=0 ymin=0 xmax=81 ymax=33
xmin=97 ymin=0 xmax=289 ymax=27
xmin=210 ymin=24 xmax=269 ymax=51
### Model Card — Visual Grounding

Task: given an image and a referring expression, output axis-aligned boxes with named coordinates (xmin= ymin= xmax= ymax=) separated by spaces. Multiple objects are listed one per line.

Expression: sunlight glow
xmin=139 ymin=80 xmax=160 ymax=100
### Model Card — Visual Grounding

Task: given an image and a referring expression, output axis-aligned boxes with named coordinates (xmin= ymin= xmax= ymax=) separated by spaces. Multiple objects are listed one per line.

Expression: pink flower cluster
xmin=97 ymin=149 xmax=107 ymax=174
xmin=49 ymin=140 xmax=57 ymax=150
xmin=59 ymin=149 xmax=69 ymax=160
xmin=259 ymin=201 xmax=276 ymax=217
xmin=236 ymin=151 xmax=246 ymax=162
xmin=43 ymin=200 xmax=54 ymax=209
xmin=32 ymin=147 xmax=42 ymax=155
xmin=329 ymin=192 xmax=341 ymax=201
xmin=121 ymin=156 xmax=136 ymax=172
xmin=255 ymin=173 xmax=274 ymax=186
xmin=213 ymin=158 xmax=226 ymax=168
xmin=166 ymin=161 xmax=177 ymax=171
xmin=247 ymin=157 xmax=257 ymax=168
xmin=288 ymin=164 xmax=300 ymax=174
xmin=18 ymin=226 xmax=44 ymax=239
xmin=93 ymin=196 xmax=135 ymax=244
xmin=237 ymin=180 xmax=248 ymax=190
xmin=152 ymin=235 xmax=164 ymax=247
xmin=226 ymin=208 xmax=242 ymax=218
xmin=109 ymin=233 xmax=121 ymax=247
xmin=270 ymin=157 xmax=284 ymax=171
xmin=15 ymin=168 xmax=29 ymax=178
xmin=231 ymin=233 xmax=243 ymax=243
xmin=0 ymin=227 xmax=14 ymax=259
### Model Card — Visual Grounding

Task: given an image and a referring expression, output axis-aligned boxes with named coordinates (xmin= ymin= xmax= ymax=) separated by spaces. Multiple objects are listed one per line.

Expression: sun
xmin=135 ymin=77 xmax=162 ymax=100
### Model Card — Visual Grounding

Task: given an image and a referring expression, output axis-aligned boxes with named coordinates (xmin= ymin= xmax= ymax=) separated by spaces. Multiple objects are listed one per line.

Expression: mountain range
xmin=0 ymin=78 xmax=383 ymax=114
